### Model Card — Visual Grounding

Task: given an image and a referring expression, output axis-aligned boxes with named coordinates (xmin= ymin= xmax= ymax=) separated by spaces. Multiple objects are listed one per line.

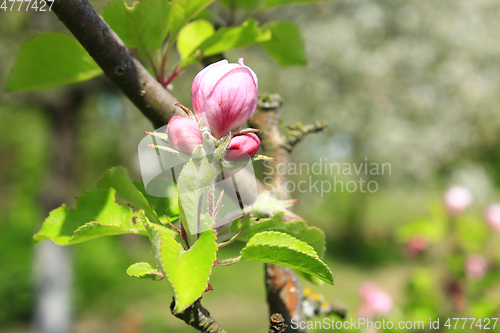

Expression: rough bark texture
xmin=51 ymin=0 xmax=182 ymax=129
xmin=170 ymin=299 xmax=227 ymax=333
xmin=249 ymin=94 xmax=305 ymax=333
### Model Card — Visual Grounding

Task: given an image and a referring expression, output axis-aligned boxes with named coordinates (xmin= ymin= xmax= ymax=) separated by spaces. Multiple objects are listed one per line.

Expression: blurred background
xmin=1 ymin=0 xmax=500 ymax=332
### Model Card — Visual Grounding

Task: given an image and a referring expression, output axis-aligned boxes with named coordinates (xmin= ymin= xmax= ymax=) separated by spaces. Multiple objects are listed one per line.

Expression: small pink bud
xmin=225 ymin=133 xmax=260 ymax=161
xmin=191 ymin=59 xmax=258 ymax=139
xmin=405 ymin=235 xmax=429 ymax=259
xmin=358 ymin=282 xmax=393 ymax=317
xmin=443 ymin=186 xmax=472 ymax=216
xmin=484 ymin=203 xmax=500 ymax=231
xmin=465 ymin=254 xmax=487 ymax=280
xmin=166 ymin=116 xmax=203 ymax=156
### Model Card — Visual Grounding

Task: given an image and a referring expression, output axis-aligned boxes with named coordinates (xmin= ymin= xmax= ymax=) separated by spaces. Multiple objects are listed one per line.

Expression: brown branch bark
xmin=51 ymin=0 xmax=182 ymax=129
xmin=249 ymin=94 xmax=306 ymax=333
xmin=170 ymin=299 xmax=227 ymax=333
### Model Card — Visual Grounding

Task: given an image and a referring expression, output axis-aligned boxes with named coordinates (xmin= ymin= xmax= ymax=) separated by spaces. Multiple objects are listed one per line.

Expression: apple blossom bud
xmin=484 ymin=203 xmax=500 ymax=231
xmin=225 ymin=133 xmax=260 ymax=161
xmin=465 ymin=254 xmax=487 ymax=280
xmin=166 ymin=116 xmax=203 ymax=156
xmin=358 ymin=282 xmax=393 ymax=317
xmin=443 ymin=186 xmax=472 ymax=216
xmin=191 ymin=59 xmax=258 ymax=139
xmin=405 ymin=235 xmax=429 ymax=259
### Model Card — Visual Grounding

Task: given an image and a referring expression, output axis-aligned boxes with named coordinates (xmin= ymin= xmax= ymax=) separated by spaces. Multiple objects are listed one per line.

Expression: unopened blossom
xmin=443 ymin=186 xmax=472 ymax=216
xmin=465 ymin=254 xmax=487 ymax=280
xmin=191 ymin=59 xmax=258 ymax=139
xmin=484 ymin=203 xmax=500 ymax=231
xmin=405 ymin=235 xmax=429 ymax=259
xmin=225 ymin=133 xmax=260 ymax=161
xmin=166 ymin=116 xmax=203 ymax=156
xmin=358 ymin=282 xmax=393 ymax=318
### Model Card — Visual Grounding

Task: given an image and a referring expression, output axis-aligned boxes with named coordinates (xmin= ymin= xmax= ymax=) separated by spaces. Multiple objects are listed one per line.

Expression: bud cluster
xmin=158 ymin=59 xmax=262 ymax=164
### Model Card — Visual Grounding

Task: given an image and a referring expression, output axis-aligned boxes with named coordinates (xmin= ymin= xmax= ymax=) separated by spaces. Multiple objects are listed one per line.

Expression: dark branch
xmin=171 ymin=299 xmax=227 ymax=333
xmin=51 ymin=0 xmax=182 ymax=129
xmin=269 ymin=313 xmax=287 ymax=333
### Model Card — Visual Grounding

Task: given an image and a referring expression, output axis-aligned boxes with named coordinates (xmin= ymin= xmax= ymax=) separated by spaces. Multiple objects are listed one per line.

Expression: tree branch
xmin=170 ymin=299 xmax=226 ymax=333
xmin=250 ymin=94 xmax=309 ymax=333
xmin=51 ymin=0 xmax=182 ymax=129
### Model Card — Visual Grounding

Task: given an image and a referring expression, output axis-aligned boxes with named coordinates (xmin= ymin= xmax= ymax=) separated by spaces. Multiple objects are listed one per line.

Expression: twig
xmin=250 ymin=94 xmax=306 ymax=333
xmin=269 ymin=314 xmax=287 ymax=333
xmin=285 ymin=121 xmax=327 ymax=150
xmin=170 ymin=299 xmax=227 ymax=333
xmin=51 ymin=0 xmax=183 ymax=129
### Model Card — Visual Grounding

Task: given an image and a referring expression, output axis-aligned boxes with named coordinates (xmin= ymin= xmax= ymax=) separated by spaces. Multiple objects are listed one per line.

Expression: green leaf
xmin=34 ymin=189 xmax=146 ymax=246
xmin=177 ymin=158 xmax=215 ymax=239
xmin=127 ymin=262 xmax=163 ymax=281
xmin=177 ymin=19 xmax=215 ymax=59
xmin=143 ymin=220 xmax=218 ymax=313
xmin=102 ymin=0 xmax=171 ymax=54
xmin=96 ymin=166 xmax=161 ymax=224
xmin=261 ymin=0 xmax=325 ymax=9
xmin=168 ymin=0 xmax=215 ymax=39
xmin=240 ymin=231 xmax=334 ymax=285
xmin=260 ymin=21 xmax=307 ymax=66
xmin=197 ymin=19 xmax=271 ymax=57
xmin=5 ymin=33 xmax=101 ymax=92
xmin=134 ymin=180 xmax=179 ymax=223
xmin=235 ymin=213 xmax=326 ymax=258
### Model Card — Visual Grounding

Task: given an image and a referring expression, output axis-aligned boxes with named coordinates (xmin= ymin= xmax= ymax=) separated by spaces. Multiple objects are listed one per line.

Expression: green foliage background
xmin=1 ymin=0 xmax=500 ymax=332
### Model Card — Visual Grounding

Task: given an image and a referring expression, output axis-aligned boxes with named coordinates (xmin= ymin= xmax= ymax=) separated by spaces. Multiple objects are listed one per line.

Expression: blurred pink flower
xmin=191 ymin=59 xmax=258 ymax=139
xmin=225 ymin=133 xmax=260 ymax=161
xmin=405 ymin=235 xmax=429 ymax=259
xmin=166 ymin=116 xmax=203 ymax=156
xmin=443 ymin=186 xmax=472 ymax=216
xmin=465 ymin=254 xmax=487 ymax=280
xmin=484 ymin=203 xmax=500 ymax=231
xmin=358 ymin=282 xmax=393 ymax=318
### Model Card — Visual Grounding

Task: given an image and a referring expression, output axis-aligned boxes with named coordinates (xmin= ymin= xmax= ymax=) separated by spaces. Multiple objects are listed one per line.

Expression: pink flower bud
xmin=443 ymin=186 xmax=472 ymax=216
xmin=358 ymin=282 xmax=393 ymax=317
xmin=225 ymin=133 xmax=260 ymax=161
xmin=191 ymin=59 xmax=258 ymax=139
xmin=484 ymin=203 xmax=500 ymax=231
xmin=465 ymin=254 xmax=487 ymax=280
xmin=166 ymin=116 xmax=203 ymax=156
xmin=405 ymin=235 xmax=429 ymax=259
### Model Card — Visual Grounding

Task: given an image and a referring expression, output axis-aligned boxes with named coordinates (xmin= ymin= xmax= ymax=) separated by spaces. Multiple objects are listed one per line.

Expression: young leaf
xmin=96 ymin=166 xmax=161 ymax=224
xmin=235 ymin=213 xmax=326 ymax=258
xmin=102 ymin=0 xmax=171 ymax=54
xmin=134 ymin=180 xmax=179 ymax=223
xmin=197 ymin=19 xmax=272 ymax=58
xmin=127 ymin=262 xmax=163 ymax=281
xmin=5 ymin=33 xmax=101 ymax=92
xmin=143 ymin=221 xmax=218 ymax=313
xmin=168 ymin=0 xmax=215 ymax=39
xmin=177 ymin=19 xmax=215 ymax=59
xmin=260 ymin=21 xmax=307 ymax=66
xmin=240 ymin=231 xmax=334 ymax=285
xmin=33 ymin=189 xmax=146 ymax=246
xmin=177 ymin=158 xmax=215 ymax=238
